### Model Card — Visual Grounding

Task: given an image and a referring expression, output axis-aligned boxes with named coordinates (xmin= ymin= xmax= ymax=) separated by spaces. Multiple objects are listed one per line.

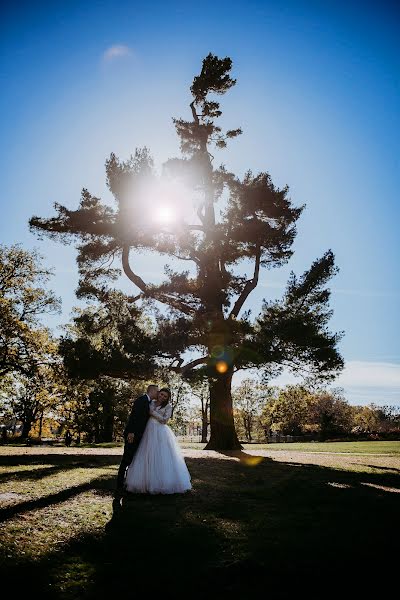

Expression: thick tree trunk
xmin=20 ymin=401 xmax=39 ymax=440
xmin=205 ymin=371 xmax=242 ymax=451
xmin=20 ymin=419 xmax=33 ymax=440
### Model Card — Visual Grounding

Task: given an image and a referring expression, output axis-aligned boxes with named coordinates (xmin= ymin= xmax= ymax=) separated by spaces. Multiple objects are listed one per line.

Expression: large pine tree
xmin=30 ymin=54 xmax=344 ymax=450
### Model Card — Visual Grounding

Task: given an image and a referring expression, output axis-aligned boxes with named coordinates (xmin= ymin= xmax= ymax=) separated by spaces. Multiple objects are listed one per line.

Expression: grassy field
xmin=8 ymin=439 xmax=400 ymax=454
xmin=0 ymin=443 xmax=398 ymax=599
xmin=242 ymin=440 xmax=400 ymax=454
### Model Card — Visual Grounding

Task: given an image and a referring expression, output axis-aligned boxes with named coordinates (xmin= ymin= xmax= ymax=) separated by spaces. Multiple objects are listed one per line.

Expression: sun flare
xmin=153 ymin=205 xmax=177 ymax=224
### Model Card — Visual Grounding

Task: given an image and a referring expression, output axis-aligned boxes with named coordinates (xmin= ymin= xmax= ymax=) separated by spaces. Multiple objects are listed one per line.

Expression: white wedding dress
xmin=125 ymin=400 xmax=192 ymax=494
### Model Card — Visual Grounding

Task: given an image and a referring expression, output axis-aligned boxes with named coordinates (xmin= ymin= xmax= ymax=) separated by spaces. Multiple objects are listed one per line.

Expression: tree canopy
xmin=0 ymin=244 xmax=60 ymax=379
xmin=30 ymin=54 xmax=344 ymax=450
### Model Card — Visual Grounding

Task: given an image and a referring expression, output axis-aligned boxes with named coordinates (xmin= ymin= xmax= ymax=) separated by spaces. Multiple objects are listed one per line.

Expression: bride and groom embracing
xmin=115 ymin=384 xmax=192 ymax=496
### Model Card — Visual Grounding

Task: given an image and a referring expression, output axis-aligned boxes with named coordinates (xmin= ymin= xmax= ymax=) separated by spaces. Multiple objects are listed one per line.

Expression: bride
xmin=125 ymin=387 xmax=192 ymax=494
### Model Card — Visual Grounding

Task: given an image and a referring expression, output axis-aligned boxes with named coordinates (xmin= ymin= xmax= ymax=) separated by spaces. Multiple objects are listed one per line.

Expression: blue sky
xmin=1 ymin=0 xmax=399 ymax=406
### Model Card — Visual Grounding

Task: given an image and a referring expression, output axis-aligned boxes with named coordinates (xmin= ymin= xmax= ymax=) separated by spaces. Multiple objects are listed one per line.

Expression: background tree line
xmin=0 ymin=244 xmax=210 ymax=443
xmin=232 ymin=380 xmax=400 ymax=442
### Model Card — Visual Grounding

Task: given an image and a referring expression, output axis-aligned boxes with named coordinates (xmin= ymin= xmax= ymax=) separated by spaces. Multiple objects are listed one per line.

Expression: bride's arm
xmin=149 ymin=404 xmax=172 ymax=424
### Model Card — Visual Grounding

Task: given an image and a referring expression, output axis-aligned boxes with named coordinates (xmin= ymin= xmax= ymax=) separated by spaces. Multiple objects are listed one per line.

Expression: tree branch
xmin=122 ymin=245 xmax=195 ymax=315
xmin=190 ymin=100 xmax=199 ymax=125
xmin=122 ymin=245 xmax=149 ymax=293
xmin=126 ymin=294 xmax=143 ymax=303
xmin=229 ymin=246 xmax=261 ymax=320
xmin=171 ymin=356 xmax=208 ymax=373
xmin=156 ymin=293 xmax=195 ymax=315
xmin=170 ymin=252 xmax=201 ymax=266
xmin=183 ymin=224 xmax=205 ymax=232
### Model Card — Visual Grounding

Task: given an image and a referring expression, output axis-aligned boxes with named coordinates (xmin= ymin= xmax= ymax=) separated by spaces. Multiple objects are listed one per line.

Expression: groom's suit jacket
xmin=123 ymin=394 xmax=150 ymax=443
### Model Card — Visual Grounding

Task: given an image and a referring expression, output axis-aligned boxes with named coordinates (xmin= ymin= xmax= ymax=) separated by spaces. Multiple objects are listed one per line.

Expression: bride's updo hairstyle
xmin=159 ymin=387 xmax=171 ymax=408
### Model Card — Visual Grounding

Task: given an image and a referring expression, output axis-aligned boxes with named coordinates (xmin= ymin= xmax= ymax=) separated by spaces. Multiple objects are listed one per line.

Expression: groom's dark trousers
xmin=116 ymin=394 xmax=150 ymax=489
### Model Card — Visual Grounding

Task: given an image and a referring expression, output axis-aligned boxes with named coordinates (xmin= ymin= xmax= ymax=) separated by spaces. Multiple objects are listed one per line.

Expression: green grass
xmin=6 ymin=439 xmax=400 ymax=454
xmin=0 ymin=445 xmax=398 ymax=599
xmin=176 ymin=439 xmax=400 ymax=455
xmin=242 ymin=440 xmax=400 ymax=454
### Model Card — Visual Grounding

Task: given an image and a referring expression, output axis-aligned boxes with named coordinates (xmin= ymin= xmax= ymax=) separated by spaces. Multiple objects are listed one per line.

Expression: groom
xmin=115 ymin=384 xmax=159 ymax=494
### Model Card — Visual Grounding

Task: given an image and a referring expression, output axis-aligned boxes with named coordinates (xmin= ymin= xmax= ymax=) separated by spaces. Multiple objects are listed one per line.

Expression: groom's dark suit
xmin=116 ymin=393 xmax=151 ymax=489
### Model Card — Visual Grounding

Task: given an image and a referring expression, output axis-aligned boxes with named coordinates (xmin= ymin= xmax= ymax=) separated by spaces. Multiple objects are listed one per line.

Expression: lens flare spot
xmin=211 ymin=345 xmax=225 ymax=359
xmin=215 ymin=361 xmax=228 ymax=374
xmin=241 ymin=455 xmax=265 ymax=467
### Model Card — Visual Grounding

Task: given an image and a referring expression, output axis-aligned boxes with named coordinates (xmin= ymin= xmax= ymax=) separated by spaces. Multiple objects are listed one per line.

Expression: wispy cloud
xmin=337 ymin=361 xmax=400 ymax=388
xmin=103 ymin=44 xmax=131 ymax=63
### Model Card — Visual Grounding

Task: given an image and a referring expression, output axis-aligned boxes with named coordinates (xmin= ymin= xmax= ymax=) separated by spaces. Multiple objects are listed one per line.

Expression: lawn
xmin=0 ymin=443 xmax=398 ymax=599
xmin=242 ymin=440 xmax=400 ymax=454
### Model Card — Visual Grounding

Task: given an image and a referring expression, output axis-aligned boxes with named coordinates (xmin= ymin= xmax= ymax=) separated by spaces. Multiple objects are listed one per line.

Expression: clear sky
xmin=1 ymin=0 xmax=399 ymax=406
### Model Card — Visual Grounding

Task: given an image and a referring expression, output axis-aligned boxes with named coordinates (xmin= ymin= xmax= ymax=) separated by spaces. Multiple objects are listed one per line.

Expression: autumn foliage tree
xmin=30 ymin=54 xmax=344 ymax=450
xmin=232 ymin=379 xmax=271 ymax=442
xmin=0 ymin=245 xmax=60 ymax=379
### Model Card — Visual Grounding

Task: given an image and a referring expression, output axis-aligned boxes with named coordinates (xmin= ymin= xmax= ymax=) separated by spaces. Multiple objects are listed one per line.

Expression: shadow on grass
xmin=359 ymin=463 xmax=400 ymax=473
xmin=0 ymin=453 xmax=121 ymax=467
xmin=0 ymin=477 xmax=111 ymax=523
xmin=0 ymin=464 xmax=97 ymax=485
xmin=0 ymin=451 xmax=398 ymax=599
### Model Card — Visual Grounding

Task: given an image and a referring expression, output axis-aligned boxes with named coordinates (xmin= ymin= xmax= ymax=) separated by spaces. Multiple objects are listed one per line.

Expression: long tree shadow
xmin=0 ymin=452 xmax=398 ymax=598
xmin=0 ymin=463 xmax=94 ymax=484
xmin=0 ymin=476 xmax=111 ymax=522
xmin=0 ymin=453 xmax=121 ymax=467
xmin=356 ymin=463 xmax=400 ymax=473
xmin=0 ymin=456 xmax=118 ymax=522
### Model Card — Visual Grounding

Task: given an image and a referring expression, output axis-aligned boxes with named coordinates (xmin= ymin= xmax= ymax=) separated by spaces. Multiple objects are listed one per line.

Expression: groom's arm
xmin=124 ymin=396 xmax=143 ymax=437
xmin=124 ymin=396 xmax=148 ymax=439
